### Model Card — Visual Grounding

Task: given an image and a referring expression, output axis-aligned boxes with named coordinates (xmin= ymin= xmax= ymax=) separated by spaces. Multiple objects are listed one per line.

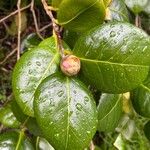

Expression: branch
xmin=90 ymin=141 xmax=95 ymax=150
xmin=41 ymin=0 xmax=64 ymax=58
xmin=30 ymin=0 xmax=43 ymax=39
xmin=17 ymin=0 xmax=22 ymax=60
xmin=0 ymin=4 xmax=31 ymax=24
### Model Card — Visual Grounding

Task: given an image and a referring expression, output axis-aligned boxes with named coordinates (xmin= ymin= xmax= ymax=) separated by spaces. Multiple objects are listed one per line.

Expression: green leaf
xmin=73 ymin=22 xmax=150 ymax=93
xmin=125 ymin=0 xmax=149 ymax=14
xmin=11 ymin=100 xmax=43 ymax=136
xmin=52 ymin=0 xmax=63 ymax=8
xmin=0 ymin=103 xmax=20 ymax=128
xmin=34 ymin=73 xmax=98 ymax=150
xmin=21 ymin=33 xmax=41 ymax=52
xmin=109 ymin=0 xmax=129 ymax=22
xmin=63 ymin=30 xmax=80 ymax=49
xmin=57 ymin=0 xmax=106 ymax=33
xmin=143 ymin=1 xmax=150 ymax=15
xmin=131 ymin=76 xmax=150 ymax=118
xmin=12 ymin=37 xmax=60 ymax=117
xmin=97 ymin=93 xmax=123 ymax=132
xmin=37 ymin=137 xmax=55 ymax=150
xmin=0 ymin=131 xmax=34 ymax=149
xmin=103 ymin=0 xmax=112 ymax=7
xmin=144 ymin=121 xmax=150 ymax=140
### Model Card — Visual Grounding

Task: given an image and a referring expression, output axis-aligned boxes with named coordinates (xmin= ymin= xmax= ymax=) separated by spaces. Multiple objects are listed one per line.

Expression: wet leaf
xmin=125 ymin=0 xmax=148 ymax=14
xmin=73 ymin=22 xmax=150 ymax=93
xmin=34 ymin=73 xmax=98 ymax=150
xmin=97 ymin=93 xmax=123 ymax=132
xmin=0 ymin=103 xmax=20 ymax=128
xmin=0 ymin=131 xmax=34 ymax=150
xmin=38 ymin=137 xmax=55 ymax=150
xmin=108 ymin=0 xmax=129 ymax=22
xmin=144 ymin=121 xmax=150 ymax=140
xmin=131 ymin=75 xmax=150 ymax=118
xmin=11 ymin=100 xmax=43 ymax=136
xmin=57 ymin=0 xmax=105 ymax=33
xmin=12 ymin=37 xmax=60 ymax=117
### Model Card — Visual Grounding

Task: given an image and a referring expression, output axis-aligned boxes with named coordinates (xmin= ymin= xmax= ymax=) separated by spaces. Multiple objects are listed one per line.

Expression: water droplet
xmin=27 ymin=61 xmax=31 ymax=66
xmin=84 ymin=96 xmax=89 ymax=103
xmin=129 ymin=49 xmax=134 ymax=54
xmin=76 ymin=103 xmax=82 ymax=111
xmin=36 ymin=61 xmax=41 ymax=66
xmin=57 ymin=90 xmax=64 ymax=97
xmin=110 ymin=31 xmax=116 ymax=37
xmin=28 ymin=69 xmax=32 ymax=74
xmin=73 ymin=90 xmax=77 ymax=94
xmin=49 ymin=121 xmax=53 ymax=125
xmin=55 ymin=133 xmax=59 ymax=137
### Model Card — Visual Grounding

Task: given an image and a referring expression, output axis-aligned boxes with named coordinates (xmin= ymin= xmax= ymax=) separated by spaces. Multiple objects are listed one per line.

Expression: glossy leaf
xmin=11 ymin=100 xmax=43 ymax=136
xmin=125 ymin=0 xmax=148 ymax=14
xmin=52 ymin=0 xmax=63 ymax=8
xmin=38 ymin=137 xmax=55 ymax=150
xmin=131 ymin=76 xmax=150 ymax=118
xmin=97 ymin=93 xmax=123 ymax=132
xmin=0 ymin=103 xmax=20 ymax=128
xmin=73 ymin=22 xmax=150 ymax=93
xmin=143 ymin=0 xmax=150 ymax=15
xmin=103 ymin=0 xmax=112 ymax=7
xmin=34 ymin=73 xmax=98 ymax=150
xmin=63 ymin=30 xmax=80 ymax=49
xmin=108 ymin=0 xmax=129 ymax=22
xmin=0 ymin=131 xmax=34 ymax=149
xmin=144 ymin=121 xmax=150 ymax=140
xmin=57 ymin=0 xmax=106 ymax=33
xmin=12 ymin=37 xmax=60 ymax=117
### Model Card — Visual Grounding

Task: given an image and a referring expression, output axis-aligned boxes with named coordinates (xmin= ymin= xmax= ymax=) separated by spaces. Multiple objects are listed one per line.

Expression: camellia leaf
xmin=34 ymin=73 xmax=98 ymax=150
xmin=108 ymin=0 xmax=129 ymax=22
xmin=73 ymin=22 xmax=150 ymax=93
xmin=57 ymin=0 xmax=106 ymax=33
xmin=38 ymin=137 xmax=55 ymax=150
xmin=52 ymin=0 xmax=63 ymax=9
xmin=103 ymin=0 xmax=112 ymax=7
xmin=11 ymin=100 xmax=43 ymax=136
xmin=144 ymin=121 xmax=150 ymax=140
xmin=0 ymin=103 xmax=20 ymax=128
xmin=131 ymin=75 xmax=150 ymax=118
xmin=12 ymin=37 xmax=60 ymax=117
xmin=0 ymin=131 xmax=34 ymax=149
xmin=125 ymin=0 xmax=148 ymax=14
xmin=97 ymin=93 xmax=123 ymax=132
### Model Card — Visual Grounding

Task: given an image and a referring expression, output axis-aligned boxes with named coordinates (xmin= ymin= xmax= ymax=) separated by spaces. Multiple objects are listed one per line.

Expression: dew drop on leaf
xmin=36 ymin=61 xmax=41 ymax=66
xmin=57 ymin=90 xmax=64 ymax=97
xmin=110 ymin=31 xmax=116 ymax=37
xmin=76 ymin=103 xmax=82 ymax=111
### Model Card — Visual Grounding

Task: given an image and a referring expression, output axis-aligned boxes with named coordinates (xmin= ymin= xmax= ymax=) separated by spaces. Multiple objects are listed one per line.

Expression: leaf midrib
xmin=59 ymin=0 xmax=99 ymax=25
xmin=80 ymin=57 xmax=149 ymax=68
xmin=99 ymin=95 xmax=122 ymax=122
xmin=141 ymin=84 xmax=150 ymax=92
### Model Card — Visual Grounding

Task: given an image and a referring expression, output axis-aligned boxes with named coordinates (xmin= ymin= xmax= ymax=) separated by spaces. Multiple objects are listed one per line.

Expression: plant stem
xmin=41 ymin=0 xmax=64 ymax=58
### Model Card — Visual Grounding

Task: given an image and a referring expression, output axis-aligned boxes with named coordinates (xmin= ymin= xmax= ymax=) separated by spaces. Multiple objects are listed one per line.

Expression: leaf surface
xmin=131 ymin=75 xmax=150 ymax=118
xmin=34 ymin=73 xmax=97 ymax=150
xmin=97 ymin=93 xmax=122 ymax=132
xmin=73 ymin=22 xmax=150 ymax=93
xmin=57 ymin=0 xmax=105 ymax=32
xmin=0 ymin=131 xmax=34 ymax=150
xmin=12 ymin=37 xmax=60 ymax=116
